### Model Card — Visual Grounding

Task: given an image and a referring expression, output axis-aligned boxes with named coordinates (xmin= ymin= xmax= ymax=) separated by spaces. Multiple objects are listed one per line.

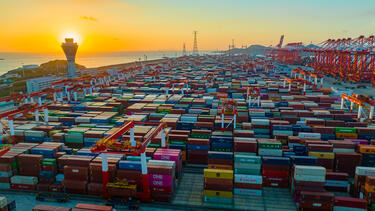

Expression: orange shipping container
xmin=336 ymin=133 xmax=358 ymax=139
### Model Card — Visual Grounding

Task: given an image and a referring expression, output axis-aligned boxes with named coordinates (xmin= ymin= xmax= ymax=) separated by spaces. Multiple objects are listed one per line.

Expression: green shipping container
xmin=42 ymin=158 xmax=56 ymax=166
xmin=148 ymin=143 xmax=161 ymax=148
xmin=335 ymin=127 xmax=356 ymax=134
xmin=258 ymin=142 xmax=282 ymax=149
xmin=190 ymin=133 xmax=211 ymax=139
xmin=169 ymin=140 xmax=187 ymax=145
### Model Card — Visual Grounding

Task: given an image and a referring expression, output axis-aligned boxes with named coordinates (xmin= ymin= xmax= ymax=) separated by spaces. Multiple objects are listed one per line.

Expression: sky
xmin=0 ymin=0 xmax=374 ymax=54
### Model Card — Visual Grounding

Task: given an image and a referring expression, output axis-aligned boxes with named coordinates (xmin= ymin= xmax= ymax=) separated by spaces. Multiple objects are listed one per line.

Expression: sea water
xmin=0 ymin=51 xmax=214 ymax=75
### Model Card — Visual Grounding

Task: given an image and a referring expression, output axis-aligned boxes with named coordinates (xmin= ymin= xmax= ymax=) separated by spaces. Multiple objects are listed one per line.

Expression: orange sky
xmin=0 ymin=0 xmax=374 ymax=54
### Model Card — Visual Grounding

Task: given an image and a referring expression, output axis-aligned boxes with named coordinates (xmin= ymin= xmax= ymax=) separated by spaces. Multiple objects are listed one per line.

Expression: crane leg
xmin=141 ymin=152 xmax=150 ymax=201
xmin=130 ymin=127 xmax=136 ymax=147
xmin=340 ymin=98 xmax=344 ymax=110
xmin=35 ymin=110 xmax=39 ymax=122
xmin=101 ymin=153 xmax=109 ymax=198
xmin=44 ymin=108 xmax=49 ymax=123
xmin=221 ymin=113 xmax=225 ymax=132
xmin=161 ymin=129 xmax=166 ymax=148
xmin=9 ymin=120 xmax=14 ymax=136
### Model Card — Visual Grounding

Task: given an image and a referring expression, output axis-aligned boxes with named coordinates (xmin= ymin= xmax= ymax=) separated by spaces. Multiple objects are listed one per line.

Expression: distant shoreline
xmin=96 ymin=58 xmax=168 ymax=71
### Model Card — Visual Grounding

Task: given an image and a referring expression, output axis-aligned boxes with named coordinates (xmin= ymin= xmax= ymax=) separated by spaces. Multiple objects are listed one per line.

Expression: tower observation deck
xmin=62 ymin=38 xmax=78 ymax=79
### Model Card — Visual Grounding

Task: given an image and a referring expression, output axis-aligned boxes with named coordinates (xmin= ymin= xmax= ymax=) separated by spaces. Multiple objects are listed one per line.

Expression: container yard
xmin=1 ymin=54 xmax=375 ymax=211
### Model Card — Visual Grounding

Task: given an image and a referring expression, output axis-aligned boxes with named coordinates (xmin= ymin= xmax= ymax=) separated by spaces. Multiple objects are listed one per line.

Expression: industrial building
xmin=26 ymin=76 xmax=62 ymax=94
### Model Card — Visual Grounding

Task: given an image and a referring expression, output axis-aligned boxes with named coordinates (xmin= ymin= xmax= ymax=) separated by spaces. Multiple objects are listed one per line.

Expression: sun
xmin=60 ymin=31 xmax=81 ymax=44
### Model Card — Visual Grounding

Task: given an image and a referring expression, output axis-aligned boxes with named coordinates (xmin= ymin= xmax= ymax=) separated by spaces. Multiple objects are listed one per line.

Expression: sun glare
xmin=60 ymin=31 xmax=81 ymax=44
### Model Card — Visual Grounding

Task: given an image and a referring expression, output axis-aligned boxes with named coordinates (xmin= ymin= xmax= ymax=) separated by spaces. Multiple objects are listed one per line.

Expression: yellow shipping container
xmin=358 ymin=145 xmax=375 ymax=154
xmin=300 ymin=139 xmax=321 ymax=144
xmin=335 ymin=133 xmax=358 ymax=139
xmin=48 ymin=130 xmax=61 ymax=137
xmin=181 ymin=151 xmax=186 ymax=162
xmin=308 ymin=151 xmax=335 ymax=159
xmin=207 ymin=164 xmax=233 ymax=170
xmin=204 ymin=169 xmax=233 ymax=179
xmin=203 ymin=190 xmax=233 ymax=198
xmin=365 ymin=183 xmax=375 ymax=193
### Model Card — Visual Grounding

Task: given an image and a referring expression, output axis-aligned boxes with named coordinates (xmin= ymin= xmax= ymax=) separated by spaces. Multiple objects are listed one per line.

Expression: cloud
xmin=80 ymin=16 xmax=98 ymax=22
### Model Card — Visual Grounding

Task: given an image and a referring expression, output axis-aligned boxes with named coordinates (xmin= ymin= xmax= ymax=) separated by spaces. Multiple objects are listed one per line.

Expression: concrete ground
xmin=323 ymin=76 xmax=375 ymax=97
xmin=1 ymin=172 xmax=298 ymax=211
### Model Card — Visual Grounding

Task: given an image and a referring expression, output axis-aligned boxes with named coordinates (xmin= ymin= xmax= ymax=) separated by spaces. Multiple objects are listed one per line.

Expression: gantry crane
xmin=284 ymin=77 xmax=315 ymax=95
xmin=304 ymin=35 xmax=375 ymax=83
xmin=0 ymin=102 xmax=52 ymax=141
xmin=268 ymin=39 xmax=304 ymax=65
xmin=341 ymin=93 xmax=375 ymax=121
xmin=165 ymin=80 xmax=189 ymax=97
xmin=90 ymin=121 xmax=167 ymax=202
xmin=290 ymin=67 xmax=324 ymax=88
xmin=247 ymin=86 xmax=261 ymax=107
xmin=220 ymin=99 xmax=237 ymax=132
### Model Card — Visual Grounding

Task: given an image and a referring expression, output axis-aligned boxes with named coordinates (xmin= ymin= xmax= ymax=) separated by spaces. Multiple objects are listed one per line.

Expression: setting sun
xmin=60 ymin=31 xmax=81 ymax=45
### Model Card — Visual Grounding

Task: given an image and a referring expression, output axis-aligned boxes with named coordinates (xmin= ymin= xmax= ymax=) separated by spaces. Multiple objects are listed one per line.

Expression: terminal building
xmin=26 ymin=76 xmax=61 ymax=94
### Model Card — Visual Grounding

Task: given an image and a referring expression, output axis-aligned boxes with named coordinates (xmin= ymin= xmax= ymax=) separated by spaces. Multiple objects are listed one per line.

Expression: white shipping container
xmin=24 ymin=130 xmax=45 ymax=138
xmin=356 ymin=167 xmax=375 ymax=176
xmin=14 ymin=130 xmax=24 ymax=136
xmin=333 ymin=148 xmax=355 ymax=153
xmin=261 ymin=103 xmax=275 ymax=108
xmin=299 ymin=132 xmax=321 ymax=140
xmin=294 ymin=174 xmax=325 ymax=182
xmin=258 ymin=149 xmax=282 ymax=156
xmin=234 ymin=163 xmax=261 ymax=170
xmin=75 ymin=117 xmax=91 ymax=123
xmin=251 ymin=119 xmax=270 ymax=126
xmin=294 ymin=165 xmax=326 ymax=176
xmin=48 ymin=116 xmax=59 ymax=122
xmin=10 ymin=175 xmax=38 ymax=185
xmin=148 ymin=160 xmax=175 ymax=169
xmin=273 ymin=130 xmax=293 ymax=136
xmin=0 ymin=196 xmax=7 ymax=208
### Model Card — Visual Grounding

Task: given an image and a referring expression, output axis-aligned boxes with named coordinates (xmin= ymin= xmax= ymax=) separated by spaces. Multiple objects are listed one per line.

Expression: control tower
xmin=61 ymin=38 xmax=78 ymax=79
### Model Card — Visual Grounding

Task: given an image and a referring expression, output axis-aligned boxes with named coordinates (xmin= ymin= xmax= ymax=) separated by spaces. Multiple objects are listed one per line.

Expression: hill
xmin=0 ymin=60 xmax=85 ymax=97
xmin=6 ymin=60 xmax=85 ymax=80
xmin=225 ymin=45 xmax=271 ymax=55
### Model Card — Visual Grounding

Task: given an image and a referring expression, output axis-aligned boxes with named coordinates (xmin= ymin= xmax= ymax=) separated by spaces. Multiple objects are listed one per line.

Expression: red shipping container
xmin=328 ymin=140 xmax=356 ymax=149
xmin=63 ymin=180 xmax=87 ymax=193
xmin=326 ymin=172 xmax=348 ymax=181
xmin=42 ymin=166 xmax=57 ymax=172
xmin=308 ymin=144 xmax=333 ymax=152
xmin=207 ymin=158 xmax=232 ymax=166
xmin=64 ymin=166 xmax=89 ymax=181
xmin=32 ymin=205 xmax=72 ymax=211
xmin=234 ymin=140 xmax=257 ymax=153
xmin=299 ymin=200 xmax=333 ymax=210
xmin=151 ymin=192 xmax=172 ymax=202
xmin=263 ymin=177 xmax=289 ymax=188
xmin=234 ymin=183 xmax=262 ymax=190
xmin=74 ymin=203 xmax=112 ymax=211
xmin=148 ymin=165 xmax=173 ymax=175
xmin=87 ymin=183 xmax=103 ymax=196
xmin=187 ymin=138 xmax=210 ymax=145
xmin=262 ymin=164 xmax=290 ymax=171
xmin=334 ymin=197 xmax=367 ymax=209
xmin=151 ymin=186 xmax=173 ymax=193
xmin=262 ymin=169 xmax=289 ymax=178
xmin=11 ymin=183 xmax=36 ymax=190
